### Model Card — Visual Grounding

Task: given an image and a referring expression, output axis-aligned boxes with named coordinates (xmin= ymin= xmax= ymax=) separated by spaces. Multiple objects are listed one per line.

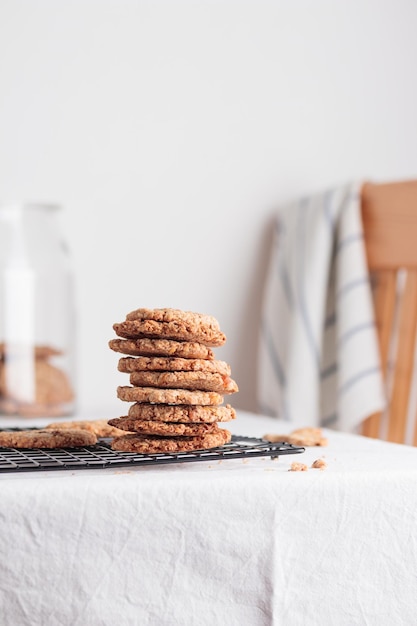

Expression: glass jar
xmin=0 ymin=203 xmax=76 ymax=417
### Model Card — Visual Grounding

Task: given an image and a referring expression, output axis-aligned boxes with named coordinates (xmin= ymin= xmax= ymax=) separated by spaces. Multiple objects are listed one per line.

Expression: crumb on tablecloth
xmin=311 ymin=458 xmax=327 ymax=470
xmin=289 ymin=462 xmax=308 ymax=472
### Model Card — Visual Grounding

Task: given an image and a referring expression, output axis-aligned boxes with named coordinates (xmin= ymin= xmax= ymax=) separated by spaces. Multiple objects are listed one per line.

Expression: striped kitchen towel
xmin=258 ymin=182 xmax=386 ymax=431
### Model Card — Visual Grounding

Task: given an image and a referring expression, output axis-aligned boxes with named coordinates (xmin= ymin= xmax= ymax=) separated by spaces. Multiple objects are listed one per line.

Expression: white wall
xmin=0 ymin=0 xmax=416 ymax=414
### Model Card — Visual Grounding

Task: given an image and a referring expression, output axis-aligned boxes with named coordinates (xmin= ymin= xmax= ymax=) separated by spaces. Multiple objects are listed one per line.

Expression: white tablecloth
xmin=0 ymin=410 xmax=416 ymax=626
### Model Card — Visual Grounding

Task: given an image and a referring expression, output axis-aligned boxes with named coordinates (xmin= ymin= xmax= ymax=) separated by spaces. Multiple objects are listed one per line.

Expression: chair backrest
xmin=361 ymin=180 xmax=417 ymax=444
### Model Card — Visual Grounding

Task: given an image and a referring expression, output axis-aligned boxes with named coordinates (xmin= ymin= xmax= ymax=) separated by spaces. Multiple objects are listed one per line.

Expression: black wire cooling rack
xmin=0 ymin=431 xmax=305 ymax=474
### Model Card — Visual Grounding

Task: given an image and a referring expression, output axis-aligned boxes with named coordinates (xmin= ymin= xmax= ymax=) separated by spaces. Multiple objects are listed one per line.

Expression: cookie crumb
xmin=311 ymin=458 xmax=327 ymax=470
xmin=289 ymin=462 xmax=308 ymax=472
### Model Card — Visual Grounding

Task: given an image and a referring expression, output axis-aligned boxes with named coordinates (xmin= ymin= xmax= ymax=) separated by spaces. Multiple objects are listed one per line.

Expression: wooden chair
xmin=361 ymin=180 xmax=417 ymax=444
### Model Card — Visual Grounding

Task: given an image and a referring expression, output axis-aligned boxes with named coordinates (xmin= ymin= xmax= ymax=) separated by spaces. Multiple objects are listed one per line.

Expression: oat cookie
xmin=125 ymin=308 xmax=220 ymax=328
xmin=108 ymin=417 xmax=221 ymax=436
xmin=113 ymin=318 xmax=226 ymax=347
xmin=108 ymin=338 xmax=215 ymax=360
xmin=287 ymin=428 xmax=328 ymax=447
xmin=46 ymin=419 xmax=125 ymax=438
xmin=117 ymin=386 xmax=224 ymax=405
xmin=111 ymin=428 xmax=231 ymax=453
xmin=0 ymin=428 xmax=97 ymax=449
xmin=127 ymin=403 xmax=236 ymax=423
xmin=118 ymin=356 xmax=231 ymax=375
xmin=129 ymin=371 xmax=238 ymax=394
xmin=263 ymin=427 xmax=327 ymax=447
xmin=262 ymin=433 xmax=288 ymax=443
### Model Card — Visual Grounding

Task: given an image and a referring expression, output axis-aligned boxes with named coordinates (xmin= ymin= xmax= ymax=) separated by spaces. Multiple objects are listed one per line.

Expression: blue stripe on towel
xmin=325 ymin=312 xmax=337 ymax=328
xmin=280 ymin=262 xmax=294 ymax=310
xmin=261 ymin=320 xmax=292 ymax=421
xmin=339 ymin=366 xmax=380 ymax=395
xmin=336 ymin=232 xmax=364 ymax=254
xmin=337 ymin=276 xmax=370 ymax=300
xmin=274 ymin=219 xmax=295 ymax=311
xmin=338 ymin=321 xmax=375 ymax=346
xmin=321 ymin=363 xmax=338 ymax=380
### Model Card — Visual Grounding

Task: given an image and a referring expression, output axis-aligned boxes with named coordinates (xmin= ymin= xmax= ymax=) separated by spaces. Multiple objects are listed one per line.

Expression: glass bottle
xmin=0 ymin=203 xmax=76 ymax=417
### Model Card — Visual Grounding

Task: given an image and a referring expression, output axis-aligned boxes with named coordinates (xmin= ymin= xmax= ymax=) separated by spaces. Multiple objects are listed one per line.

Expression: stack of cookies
xmin=108 ymin=308 xmax=238 ymax=453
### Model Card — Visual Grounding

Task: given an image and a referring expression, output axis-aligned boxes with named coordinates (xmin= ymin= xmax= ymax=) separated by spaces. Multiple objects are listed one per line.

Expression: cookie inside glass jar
xmin=0 ymin=203 xmax=77 ymax=418
xmin=0 ymin=343 xmax=74 ymax=417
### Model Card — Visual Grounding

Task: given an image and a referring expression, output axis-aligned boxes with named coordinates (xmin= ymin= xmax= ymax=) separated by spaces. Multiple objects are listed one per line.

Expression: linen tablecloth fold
xmin=258 ymin=181 xmax=385 ymax=430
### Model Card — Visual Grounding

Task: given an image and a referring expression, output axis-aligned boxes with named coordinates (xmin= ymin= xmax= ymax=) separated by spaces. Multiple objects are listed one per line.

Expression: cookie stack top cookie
xmin=111 ymin=307 xmax=227 ymax=349
xmin=108 ymin=307 xmax=238 ymax=453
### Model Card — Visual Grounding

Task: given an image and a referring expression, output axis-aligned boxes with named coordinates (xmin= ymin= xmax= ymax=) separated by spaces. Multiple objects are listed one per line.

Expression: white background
xmin=0 ymin=0 xmax=416 ymax=414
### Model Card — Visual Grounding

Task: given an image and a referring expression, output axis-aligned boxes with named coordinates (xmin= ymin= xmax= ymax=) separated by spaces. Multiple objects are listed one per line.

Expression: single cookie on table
xmin=0 ymin=428 xmax=97 ymax=449
xmin=113 ymin=317 xmax=226 ymax=347
xmin=46 ymin=419 xmax=126 ymax=438
xmin=111 ymin=428 xmax=231 ymax=453
xmin=117 ymin=386 xmax=224 ymax=405
xmin=288 ymin=428 xmax=328 ymax=446
xmin=129 ymin=371 xmax=239 ymax=394
xmin=108 ymin=338 xmax=215 ymax=360
xmin=127 ymin=403 xmax=236 ymax=423
xmin=118 ymin=356 xmax=231 ymax=375
xmin=263 ymin=427 xmax=328 ymax=447
xmin=108 ymin=417 xmax=221 ymax=437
